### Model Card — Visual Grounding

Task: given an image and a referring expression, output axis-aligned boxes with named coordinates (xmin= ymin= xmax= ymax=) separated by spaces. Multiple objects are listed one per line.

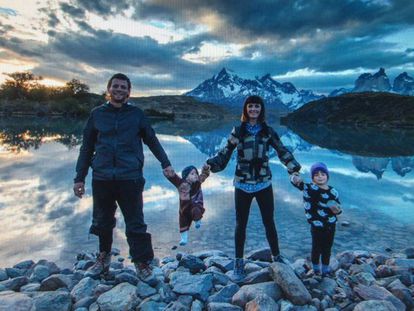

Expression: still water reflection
xmin=0 ymin=117 xmax=413 ymax=268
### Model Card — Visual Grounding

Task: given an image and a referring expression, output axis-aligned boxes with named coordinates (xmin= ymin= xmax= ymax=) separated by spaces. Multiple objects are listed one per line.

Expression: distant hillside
xmin=0 ymin=94 xmax=231 ymax=120
xmin=282 ymin=92 xmax=414 ymax=127
xmin=130 ymin=95 xmax=232 ymax=120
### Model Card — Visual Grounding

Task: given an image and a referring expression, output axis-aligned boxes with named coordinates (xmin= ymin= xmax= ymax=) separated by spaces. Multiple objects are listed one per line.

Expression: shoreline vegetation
xmin=0 ymin=71 xmax=231 ymax=120
xmin=0 ymin=247 xmax=413 ymax=310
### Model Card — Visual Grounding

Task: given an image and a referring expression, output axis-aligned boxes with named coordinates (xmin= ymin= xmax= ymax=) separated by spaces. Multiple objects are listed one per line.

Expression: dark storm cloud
xmin=135 ymin=0 xmax=414 ymax=39
xmin=69 ymin=0 xmax=132 ymax=17
xmin=0 ymin=21 xmax=14 ymax=35
xmin=60 ymin=3 xmax=85 ymax=19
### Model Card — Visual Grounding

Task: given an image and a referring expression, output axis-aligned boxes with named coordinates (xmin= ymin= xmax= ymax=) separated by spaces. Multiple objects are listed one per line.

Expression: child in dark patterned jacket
xmin=164 ymin=164 xmax=210 ymax=245
xmin=291 ymin=162 xmax=342 ymax=276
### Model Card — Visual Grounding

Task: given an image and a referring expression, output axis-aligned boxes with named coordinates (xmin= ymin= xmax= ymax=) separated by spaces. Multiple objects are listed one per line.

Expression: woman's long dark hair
xmin=241 ymin=95 xmax=265 ymax=122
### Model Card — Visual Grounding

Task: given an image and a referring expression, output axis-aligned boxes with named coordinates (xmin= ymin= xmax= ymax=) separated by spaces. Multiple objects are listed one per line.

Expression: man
xmin=73 ymin=73 xmax=174 ymax=285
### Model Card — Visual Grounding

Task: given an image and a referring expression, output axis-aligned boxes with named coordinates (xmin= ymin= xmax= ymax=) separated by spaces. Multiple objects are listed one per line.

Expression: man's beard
xmin=111 ymin=93 xmax=128 ymax=104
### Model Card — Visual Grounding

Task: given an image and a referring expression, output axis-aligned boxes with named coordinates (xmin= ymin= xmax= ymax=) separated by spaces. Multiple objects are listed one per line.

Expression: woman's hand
xmin=290 ymin=172 xmax=303 ymax=186
xmin=163 ymin=166 xmax=175 ymax=178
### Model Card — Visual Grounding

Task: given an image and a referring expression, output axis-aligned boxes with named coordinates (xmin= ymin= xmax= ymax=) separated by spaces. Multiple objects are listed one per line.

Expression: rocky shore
xmin=1 ymin=247 xmax=413 ymax=311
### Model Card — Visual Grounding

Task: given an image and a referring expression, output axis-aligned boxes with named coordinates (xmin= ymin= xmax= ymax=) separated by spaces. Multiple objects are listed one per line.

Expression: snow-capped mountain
xmin=393 ymin=72 xmax=414 ymax=95
xmin=330 ymin=68 xmax=414 ymax=97
xmin=185 ymin=68 xmax=323 ymax=110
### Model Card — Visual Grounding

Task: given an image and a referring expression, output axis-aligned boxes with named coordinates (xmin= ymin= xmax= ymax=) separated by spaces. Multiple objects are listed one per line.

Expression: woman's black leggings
xmin=234 ymin=185 xmax=280 ymax=258
xmin=311 ymin=225 xmax=336 ymax=265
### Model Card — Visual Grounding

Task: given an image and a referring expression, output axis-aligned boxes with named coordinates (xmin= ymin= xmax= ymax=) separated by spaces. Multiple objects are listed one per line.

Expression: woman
xmin=206 ymin=95 xmax=302 ymax=282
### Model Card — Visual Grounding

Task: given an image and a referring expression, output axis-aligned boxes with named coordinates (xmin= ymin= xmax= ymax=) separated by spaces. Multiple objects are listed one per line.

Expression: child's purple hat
xmin=310 ymin=162 xmax=329 ymax=179
xmin=182 ymin=165 xmax=198 ymax=180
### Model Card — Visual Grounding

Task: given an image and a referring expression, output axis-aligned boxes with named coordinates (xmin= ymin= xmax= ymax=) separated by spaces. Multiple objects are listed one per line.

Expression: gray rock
xmin=74 ymin=308 xmax=88 ymax=311
xmin=373 ymin=254 xmax=390 ymax=266
xmin=245 ymin=293 xmax=279 ymax=311
xmin=204 ymin=269 xmax=230 ymax=286
xmin=97 ymin=282 xmax=141 ymax=311
xmin=110 ymin=262 xmax=123 ymax=270
xmin=0 ymin=284 xmax=6 ymax=292
xmin=5 ymin=268 xmax=25 ymax=279
xmin=349 ymin=263 xmax=375 ymax=276
xmin=0 ymin=269 xmax=7 ymax=282
xmin=170 ymin=272 xmax=213 ymax=302
xmin=192 ymin=250 xmax=227 ymax=260
xmin=317 ymin=277 xmax=337 ymax=296
xmin=39 ymin=274 xmax=73 ymax=291
xmin=387 ymin=279 xmax=414 ymax=309
xmin=353 ymin=272 xmax=376 ymax=286
xmin=353 ymin=250 xmax=371 ymax=258
xmin=232 ymin=282 xmax=282 ymax=308
xmin=139 ymin=300 xmax=168 ymax=311
xmin=386 ymin=258 xmax=414 ymax=269
xmin=32 ymin=260 xmax=60 ymax=275
xmin=279 ymin=299 xmax=317 ymax=311
xmin=311 ymin=298 xmax=320 ymax=310
xmin=30 ymin=265 xmax=50 ymax=282
xmin=204 ymin=257 xmax=234 ymax=272
xmin=291 ymin=259 xmax=307 ymax=277
xmin=89 ymin=302 xmax=99 ymax=311
xmin=164 ymin=301 xmax=188 ymax=311
xmin=191 ymin=299 xmax=203 ymax=311
xmin=157 ymin=282 xmax=176 ymax=303
xmin=341 ymin=221 xmax=350 ymax=227
xmin=20 ymin=283 xmax=41 ymax=292
xmin=207 ymin=302 xmax=242 ymax=311
xmin=376 ymin=275 xmax=401 ymax=287
xmin=13 ymin=260 xmax=35 ymax=270
xmin=270 ymin=262 xmax=312 ymax=305
xmin=376 ymin=265 xmax=394 ymax=278
xmin=404 ymin=247 xmax=414 ymax=259
xmin=207 ymin=283 xmax=239 ymax=303
xmin=31 ymin=291 xmax=72 ymax=311
xmin=0 ymin=290 xmax=33 ymax=310
xmin=243 ymin=268 xmax=272 ymax=285
xmin=321 ymin=295 xmax=333 ymax=309
xmin=353 ymin=300 xmax=398 ymax=311
xmin=179 ymin=255 xmax=206 ymax=273
xmin=0 ymin=276 xmax=29 ymax=291
xmin=70 ymin=277 xmax=100 ymax=302
xmin=137 ymin=281 xmax=157 ymax=299
xmin=354 ymin=284 xmax=405 ymax=311
xmin=246 ymin=248 xmax=272 ymax=262
xmin=94 ymin=284 xmax=113 ymax=297
xmin=177 ymin=295 xmax=193 ymax=308
xmin=114 ymin=272 xmax=139 ymax=286
xmin=244 ymin=263 xmax=263 ymax=274
xmin=336 ymin=251 xmax=355 ymax=269
xmin=73 ymin=296 xmax=96 ymax=309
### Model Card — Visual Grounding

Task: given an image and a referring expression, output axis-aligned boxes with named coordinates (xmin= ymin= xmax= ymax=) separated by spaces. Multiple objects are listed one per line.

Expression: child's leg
xmin=321 ymin=225 xmax=336 ymax=275
xmin=192 ymin=204 xmax=205 ymax=229
xmin=311 ymin=226 xmax=323 ymax=273
xmin=179 ymin=230 xmax=188 ymax=245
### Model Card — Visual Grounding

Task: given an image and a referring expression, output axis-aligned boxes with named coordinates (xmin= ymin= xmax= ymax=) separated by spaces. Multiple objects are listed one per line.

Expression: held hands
xmin=163 ymin=166 xmax=175 ymax=178
xmin=202 ymin=163 xmax=211 ymax=173
xmin=290 ymin=172 xmax=303 ymax=186
xmin=73 ymin=182 xmax=85 ymax=198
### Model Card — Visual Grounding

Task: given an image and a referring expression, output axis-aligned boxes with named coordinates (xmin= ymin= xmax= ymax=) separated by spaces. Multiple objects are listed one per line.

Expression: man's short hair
xmin=107 ymin=73 xmax=131 ymax=90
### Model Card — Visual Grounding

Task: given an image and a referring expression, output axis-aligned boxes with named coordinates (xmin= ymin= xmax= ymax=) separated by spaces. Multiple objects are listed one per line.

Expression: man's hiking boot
xmin=228 ymin=258 xmax=246 ymax=283
xmin=134 ymin=261 xmax=158 ymax=286
xmin=84 ymin=251 xmax=111 ymax=279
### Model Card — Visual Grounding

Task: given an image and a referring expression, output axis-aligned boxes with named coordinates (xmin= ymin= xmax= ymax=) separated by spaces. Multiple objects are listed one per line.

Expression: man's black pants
xmin=311 ymin=224 xmax=336 ymax=266
xmin=90 ymin=178 xmax=154 ymax=263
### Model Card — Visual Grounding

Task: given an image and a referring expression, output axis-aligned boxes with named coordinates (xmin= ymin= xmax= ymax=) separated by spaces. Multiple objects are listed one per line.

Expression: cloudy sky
xmin=0 ymin=0 xmax=414 ymax=95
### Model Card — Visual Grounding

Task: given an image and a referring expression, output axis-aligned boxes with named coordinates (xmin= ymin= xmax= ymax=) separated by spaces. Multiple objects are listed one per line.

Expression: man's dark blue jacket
xmin=74 ymin=102 xmax=171 ymax=183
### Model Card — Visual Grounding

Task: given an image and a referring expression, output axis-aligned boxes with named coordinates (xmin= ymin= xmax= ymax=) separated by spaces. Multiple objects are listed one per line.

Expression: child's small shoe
xmin=195 ymin=220 xmax=201 ymax=229
xmin=321 ymin=265 xmax=331 ymax=277
xmin=179 ymin=231 xmax=188 ymax=246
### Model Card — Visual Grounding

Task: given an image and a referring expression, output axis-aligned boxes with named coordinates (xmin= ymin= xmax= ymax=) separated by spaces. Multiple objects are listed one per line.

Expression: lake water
xmin=0 ymin=117 xmax=413 ymax=269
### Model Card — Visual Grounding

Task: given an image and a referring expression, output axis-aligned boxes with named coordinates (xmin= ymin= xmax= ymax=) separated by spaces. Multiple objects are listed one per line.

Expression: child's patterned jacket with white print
xmin=292 ymin=181 xmax=341 ymax=228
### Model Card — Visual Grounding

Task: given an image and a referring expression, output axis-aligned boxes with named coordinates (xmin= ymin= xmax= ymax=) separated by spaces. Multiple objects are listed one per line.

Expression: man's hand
xmin=202 ymin=163 xmax=210 ymax=172
xmin=163 ymin=166 xmax=175 ymax=178
xmin=73 ymin=182 xmax=85 ymax=198
xmin=290 ymin=173 xmax=303 ymax=186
